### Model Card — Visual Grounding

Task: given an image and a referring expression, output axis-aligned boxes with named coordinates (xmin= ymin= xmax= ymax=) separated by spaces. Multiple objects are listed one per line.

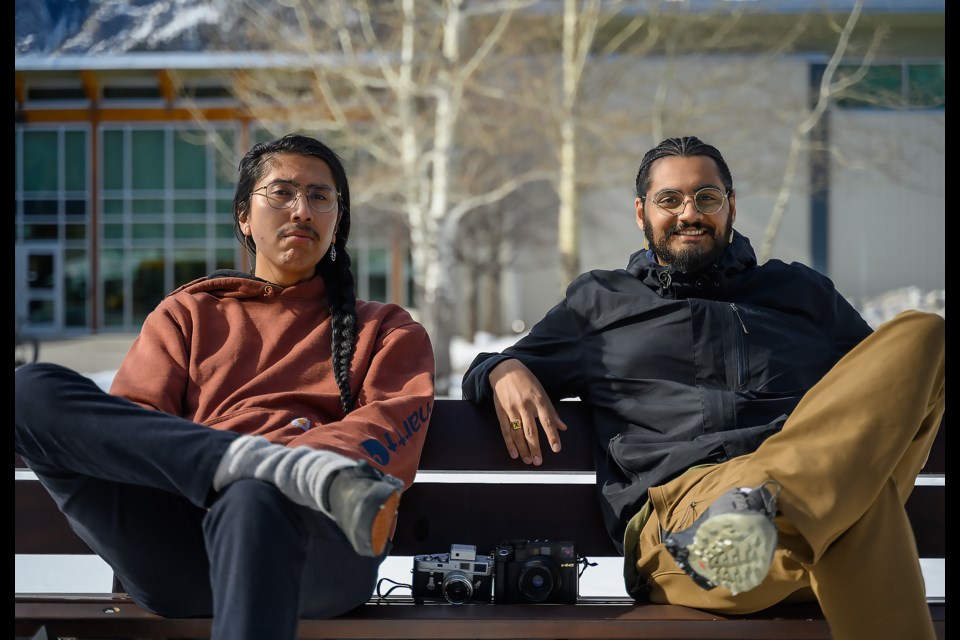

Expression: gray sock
xmin=212 ymin=435 xmax=356 ymax=519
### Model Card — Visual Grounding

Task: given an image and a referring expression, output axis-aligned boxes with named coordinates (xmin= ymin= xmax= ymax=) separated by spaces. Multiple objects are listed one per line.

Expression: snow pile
xmin=855 ymin=287 xmax=945 ymax=330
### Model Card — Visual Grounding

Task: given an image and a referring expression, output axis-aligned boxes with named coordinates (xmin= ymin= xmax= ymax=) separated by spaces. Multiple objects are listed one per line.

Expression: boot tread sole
xmin=685 ymin=511 xmax=776 ymax=595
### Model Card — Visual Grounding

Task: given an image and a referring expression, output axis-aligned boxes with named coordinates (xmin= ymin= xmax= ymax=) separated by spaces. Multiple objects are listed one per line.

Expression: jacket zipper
xmin=730 ymin=303 xmax=748 ymax=387
xmin=607 ymin=433 xmax=641 ymax=481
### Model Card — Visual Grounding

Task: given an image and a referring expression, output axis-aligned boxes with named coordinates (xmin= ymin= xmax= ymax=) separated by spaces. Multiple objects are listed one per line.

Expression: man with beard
xmin=461 ymin=136 xmax=944 ymax=640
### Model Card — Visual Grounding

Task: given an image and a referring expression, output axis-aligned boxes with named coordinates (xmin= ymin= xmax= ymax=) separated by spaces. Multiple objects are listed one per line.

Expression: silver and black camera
xmin=494 ymin=539 xmax=578 ymax=604
xmin=411 ymin=543 xmax=494 ymax=604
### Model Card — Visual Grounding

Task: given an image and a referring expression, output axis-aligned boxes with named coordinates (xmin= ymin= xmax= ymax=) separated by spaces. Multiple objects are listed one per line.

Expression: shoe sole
xmin=368 ymin=489 xmax=401 ymax=557
xmin=684 ymin=511 xmax=776 ymax=595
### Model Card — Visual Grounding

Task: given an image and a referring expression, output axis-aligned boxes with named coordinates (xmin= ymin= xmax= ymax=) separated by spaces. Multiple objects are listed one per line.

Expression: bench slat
xmin=16 ymin=478 xmax=945 ymax=558
xmin=396 ymin=483 xmax=944 ymax=557
xmin=15 ymin=401 xmax=945 ymax=475
xmin=419 ymin=400 xmax=946 ymax=475
xmin=418 ymin=400 xmax=595 ymax=471
xmin=14 ymin=596 xmax=946 ymax=640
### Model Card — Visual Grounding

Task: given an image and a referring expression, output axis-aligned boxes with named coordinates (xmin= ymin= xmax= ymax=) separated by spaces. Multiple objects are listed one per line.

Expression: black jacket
xmin=461 ymin=231 xmax=873 ymax=553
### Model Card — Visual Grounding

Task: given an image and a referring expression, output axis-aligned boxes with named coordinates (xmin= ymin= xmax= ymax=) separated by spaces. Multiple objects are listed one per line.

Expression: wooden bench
xmin=16 ymin=399 xmax=945 ymax=639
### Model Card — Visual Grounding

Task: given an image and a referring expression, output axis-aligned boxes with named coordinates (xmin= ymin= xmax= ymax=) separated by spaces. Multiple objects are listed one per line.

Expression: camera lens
xmin=441 ymin=571 xmax=473 ymax=605
xmin=517 ymin=558 xmax=559 ymax=602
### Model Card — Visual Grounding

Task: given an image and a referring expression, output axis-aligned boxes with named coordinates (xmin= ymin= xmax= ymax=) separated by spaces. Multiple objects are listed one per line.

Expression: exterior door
xmin=15 ymin=245 xmax=62 ymax=336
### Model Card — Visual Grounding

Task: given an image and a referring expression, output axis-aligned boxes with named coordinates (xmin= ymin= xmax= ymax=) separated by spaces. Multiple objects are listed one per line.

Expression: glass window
xmin=174 ymin=224 xmax=207 ymax=240
xmin=24 ymin=199 xmax=57 ymax=216
xmin=64 ymin=249 xmax=88 ymax=327
xmin=28 ymin=86 xmax=87 ymax=101
xmin=835 ymin=64 xmax=902 ymax=109
xmin=27 ymin=254 xmax=56 ymax=290
xmin=132 ymin=250 xmax=166 ymax=324
xmin=28 ymin=299 xmax=55 ymax=324
xmin=102 ymin=249 xmax=125 ymax=327
xmin=64 ymin=131 xmax=86 ymax=191
xmin=103 ymin=86 xmax=163 ymax=100
xmin=216 ymin=248 xmax=237 ymax=270
xmin=174 ymin=133 xmax=207 ymax=189
xmin=180 ymin=85 xmax=233 ymax=100
xmin=102 ymin=130 xmax=124 ymax=190
xmin=215 ymin=131 xmax=236 ymax=189
xmin=174 ymin=199 xmax=207 ymax=215
xmin=131 ymin=130 xmax=165 ymax=189
xmin=405 ymin=250 xmax=415 ymax=309
xmin=174 ymin=249 xmax=209 ymax=285
xmin=65 ymin=224 xmax=86 ymax=240
xmin=65 ymin=198 xmax=87 ymax=215
xmin=132 ymin=199 xmax=165 ymax=214
xmin=217 ymin=223 xmax=236 ymax=240
xmin=103 ymin=199 xmax=125 ymax=217
xmin=908 ymin=64 xmax=945 ymax=109
xmin=832 ymin=62 xmax=945 ymax=110
xmin=132 ymin=223 xmax=165 ymax=240
xmin=23 ymin=224 xmax=58 ymax=241
xmin=103 ymin=223 xmax=124 ymax=240
xmin=93 ymin=126 xmax=240 ymax=331
xmin=367 ymin=248 xmax=389 ymax=302
xmin=15 ymin=119 xmax=89 ymax=336
xmin=23 ymin=131 xmax=58 ymax=192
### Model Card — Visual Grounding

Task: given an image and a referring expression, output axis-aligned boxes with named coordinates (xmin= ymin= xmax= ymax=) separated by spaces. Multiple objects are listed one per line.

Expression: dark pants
xmin=15 ymin=363 xmax=384 ymax=640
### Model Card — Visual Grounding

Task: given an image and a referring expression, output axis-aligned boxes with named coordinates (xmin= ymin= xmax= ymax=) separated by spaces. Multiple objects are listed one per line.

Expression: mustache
xmin=667 ymin=222 xmax=712 ymax=237
xmin=277 ymin=224 xmax=319 ymax=240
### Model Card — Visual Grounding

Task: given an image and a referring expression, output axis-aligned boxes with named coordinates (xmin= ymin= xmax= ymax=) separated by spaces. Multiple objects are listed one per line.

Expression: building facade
xmin=15 ymin=56 xmax=414 ymax=337
xmin=15 ymin=2 xmax=944 ymax=340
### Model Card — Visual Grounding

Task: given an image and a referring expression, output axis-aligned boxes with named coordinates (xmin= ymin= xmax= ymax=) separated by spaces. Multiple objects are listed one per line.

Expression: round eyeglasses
xmin=641 ymin=187 xmax=730 ymax=216
xmin=252 ymin=181 xmax=340 ymax=214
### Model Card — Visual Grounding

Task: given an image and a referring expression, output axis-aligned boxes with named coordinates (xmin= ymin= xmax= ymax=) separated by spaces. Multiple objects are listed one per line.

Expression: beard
xmin=644 ymin=216 xmax=733 ymax=274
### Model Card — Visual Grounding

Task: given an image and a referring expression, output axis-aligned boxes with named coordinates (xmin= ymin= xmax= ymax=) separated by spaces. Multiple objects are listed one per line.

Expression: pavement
xmin=36 ymin=333 xmax=139 ymax=376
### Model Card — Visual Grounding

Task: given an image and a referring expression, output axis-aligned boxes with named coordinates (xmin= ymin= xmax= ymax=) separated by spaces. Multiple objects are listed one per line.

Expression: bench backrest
xmin=15 ymin=400 xmax=945 ymax=563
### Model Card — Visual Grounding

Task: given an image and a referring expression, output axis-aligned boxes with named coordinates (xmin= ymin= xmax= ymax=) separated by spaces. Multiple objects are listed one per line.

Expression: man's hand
xmin=488 ymin=359 xmax=568 ymax=466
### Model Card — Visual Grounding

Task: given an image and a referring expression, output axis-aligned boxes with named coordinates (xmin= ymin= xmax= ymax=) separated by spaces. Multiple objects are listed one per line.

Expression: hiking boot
xmin=663 ymin=481 xmax=780 ymax=595
xmin=325 ymin=460 xmax=405 ymax=558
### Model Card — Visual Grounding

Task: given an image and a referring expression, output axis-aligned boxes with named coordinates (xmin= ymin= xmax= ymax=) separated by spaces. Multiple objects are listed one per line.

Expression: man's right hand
xmin=488 ymin=359 xmax=568 ymax=466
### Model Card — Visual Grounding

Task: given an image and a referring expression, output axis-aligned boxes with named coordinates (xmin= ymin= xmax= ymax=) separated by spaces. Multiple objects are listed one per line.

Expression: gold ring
xmin=510 ymin=419 xmax=523 ymax=431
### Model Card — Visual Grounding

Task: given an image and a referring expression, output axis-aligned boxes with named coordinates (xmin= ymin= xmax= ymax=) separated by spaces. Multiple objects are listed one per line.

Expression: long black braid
xmin=232 ymin=133 xmax=359 ymax=414
xmin=634 ymin=135 xmax=735 ymax=199
xmin=317 ymin=247 xmax=358 ymax=413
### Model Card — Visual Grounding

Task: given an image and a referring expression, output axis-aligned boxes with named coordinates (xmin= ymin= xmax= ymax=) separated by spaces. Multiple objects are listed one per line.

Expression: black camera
xmin=494 ymin=539 xmax=578 ymax=604
xmin=411 ymin=543 xmax=494 ymax=604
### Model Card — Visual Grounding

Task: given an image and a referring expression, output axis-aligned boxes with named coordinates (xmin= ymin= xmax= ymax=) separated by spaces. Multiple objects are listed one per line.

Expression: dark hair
xmin=634 ymin=136 xmax=734 ymax=198
xmin=233 ymin=133 xmax=358 ymax=414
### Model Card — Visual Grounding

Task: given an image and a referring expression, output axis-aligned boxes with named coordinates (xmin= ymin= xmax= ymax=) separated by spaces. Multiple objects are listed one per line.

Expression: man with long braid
xmin=15 ymin=134 xmax=436 ymax=640
xmin=462 ymin=135 xmax=943 ymax=640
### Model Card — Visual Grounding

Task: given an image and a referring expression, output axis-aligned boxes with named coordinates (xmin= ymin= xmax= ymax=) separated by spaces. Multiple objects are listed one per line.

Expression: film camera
xmin=494 ymin=539 xmax=578 ymax=604
xmin=412 ymin=544 xmax=494 ymax=604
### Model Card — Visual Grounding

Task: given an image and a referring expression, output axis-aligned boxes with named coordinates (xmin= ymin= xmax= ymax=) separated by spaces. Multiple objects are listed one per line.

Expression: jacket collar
xmin=626 ymin=230 xmax=758 ymax=297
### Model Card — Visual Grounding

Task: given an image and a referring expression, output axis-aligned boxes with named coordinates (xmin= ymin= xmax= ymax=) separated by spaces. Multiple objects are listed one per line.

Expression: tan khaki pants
xmin=635 ymin=310 xmax=944 ymax=640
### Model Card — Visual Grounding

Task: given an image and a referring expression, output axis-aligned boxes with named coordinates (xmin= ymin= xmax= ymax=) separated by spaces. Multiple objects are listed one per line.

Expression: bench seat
xmin=15 ymin=399 xmax=945 ymax=640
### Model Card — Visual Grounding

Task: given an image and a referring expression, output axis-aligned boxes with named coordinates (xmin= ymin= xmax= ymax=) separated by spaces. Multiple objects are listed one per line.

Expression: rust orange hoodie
xmin=110 ymin=271 xmax=435 ymax=491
